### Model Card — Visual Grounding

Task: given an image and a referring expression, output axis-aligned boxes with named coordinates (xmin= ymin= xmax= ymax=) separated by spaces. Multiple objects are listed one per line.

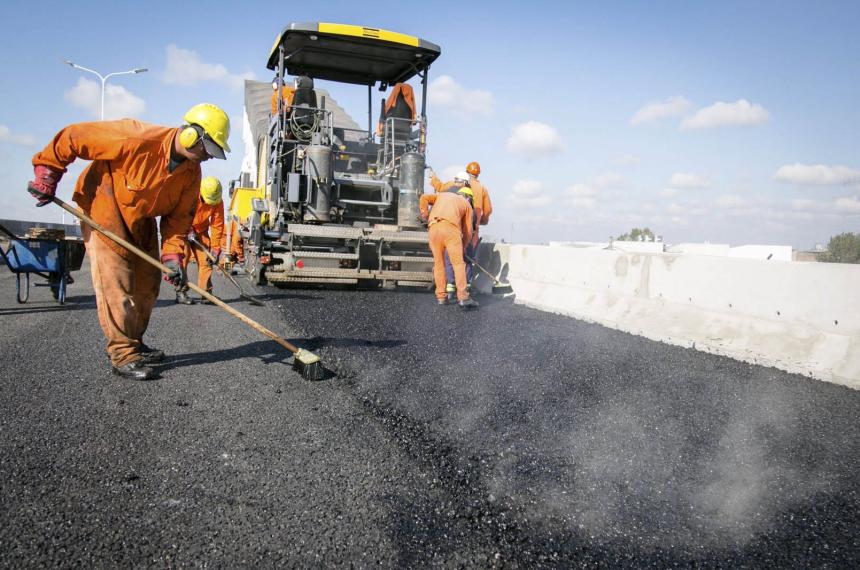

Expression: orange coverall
xmin=32 ymin=120 xmax=201 ymax=367
xmin=221 ymin=218 xmax=245 ymax=264
xmin=377 ymin=83 xmax=416 ymax=136
xmin=430 ymin=173 xmax=493 ymax=247
xmin=420 ymin=192 xmax=473 ymax=301
xmin=182 ymin=197 xmax=225 ymax=293
xmin=271 ymin=86 xmax=296 ymax=115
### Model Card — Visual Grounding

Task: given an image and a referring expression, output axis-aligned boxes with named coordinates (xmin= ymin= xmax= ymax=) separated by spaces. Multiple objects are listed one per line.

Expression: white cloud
xmin=0 ymin=125 xmax=36 ymax=146
xmin=567 ymin=183 xmax=598 ymax=198
xmin=630 ymin=96 xmax=692 ymax=126
xmin=714 ymin=194 xmax=748 ymax=209
xmin=680 ymin=99 xmax=769 ymax=130
xmin=506 ymin=121 xmax=563 ymax=159
xmin=64 ymin=77 xmax=146 ymax=120
xmin=614 ymin=154 xmax=641 ymax=166
xmin=659 ymin=188 xmax=680 ymax=198
xmin=510 ymin=179 xmax=551 ymax=208
xmin=428 ymin=75 xmax=494 ymax=116
xmin=791 ymin=198 xmax=817 ymax=210
xmin=773 ymin=163 xmax=860 ymax=186
xmin=667 ymin=203 xmax=685 ymax=215
xmin=565 ymin=184 xmax=597 ymax=208
xmin=834 ymin=196 xmax=860 ymax=213
xmin=669 ymin=172 xmax=710 ymax=189
xmin=593 ymin=172 xmax=627 ymax=190
xmin=162 ymin=44 xmax=255 ymax=90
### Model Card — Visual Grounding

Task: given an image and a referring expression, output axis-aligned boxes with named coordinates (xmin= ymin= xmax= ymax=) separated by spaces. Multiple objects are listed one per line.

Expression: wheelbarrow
xmin=0 ymin=223 xmax=86 ymax=304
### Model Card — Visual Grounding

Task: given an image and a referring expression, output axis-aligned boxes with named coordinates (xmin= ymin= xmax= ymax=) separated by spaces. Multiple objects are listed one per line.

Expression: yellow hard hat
xmin=200 ymin=176 xmax=223 ymax=205
xmin=183 ymin=103 xmax=231 ymax=154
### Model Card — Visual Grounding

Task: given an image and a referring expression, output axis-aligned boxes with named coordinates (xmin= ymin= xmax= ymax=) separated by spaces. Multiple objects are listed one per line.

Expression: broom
xmin=30 ymin=187 xmax=323 ymax=381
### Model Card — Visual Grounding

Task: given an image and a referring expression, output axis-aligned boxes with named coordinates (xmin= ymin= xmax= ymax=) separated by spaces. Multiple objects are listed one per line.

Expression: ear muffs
xmin=179 ymin=125 xmax=203 ymax=149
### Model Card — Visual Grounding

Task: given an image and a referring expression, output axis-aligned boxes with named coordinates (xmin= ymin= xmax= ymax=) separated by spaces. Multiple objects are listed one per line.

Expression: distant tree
xmin=616 ymin=227 xmax=655 ymax=242
xmin=819 ymin=232 xmax=860 ymax=264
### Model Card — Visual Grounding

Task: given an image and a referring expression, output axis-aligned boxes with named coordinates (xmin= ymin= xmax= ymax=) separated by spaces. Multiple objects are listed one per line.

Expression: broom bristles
xmin=293 ymin=348 xmax=324 ymax=381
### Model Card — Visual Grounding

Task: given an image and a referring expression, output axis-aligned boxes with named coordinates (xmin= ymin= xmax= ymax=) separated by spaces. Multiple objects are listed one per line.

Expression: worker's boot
xmin=437 ymin=297 xmax=450 ymax=306
xmin=112 ymin=360 xmax=156 ymax=381
xmin=175 ymin=290 xmax=195 ymax=305
xmin=138 ymin=344 xmax=165 ymax=364
xmin=445 ymin=283 xmax=456 ymax=302
xmin=458 ymin=297 xmax=479 ymax=310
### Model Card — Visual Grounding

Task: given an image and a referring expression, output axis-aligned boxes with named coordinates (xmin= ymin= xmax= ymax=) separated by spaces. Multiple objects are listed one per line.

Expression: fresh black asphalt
xmin=0 ymin=262 xmax=857 ymax=568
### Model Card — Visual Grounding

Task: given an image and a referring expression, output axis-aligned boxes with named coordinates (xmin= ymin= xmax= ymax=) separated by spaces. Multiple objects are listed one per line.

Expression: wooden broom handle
xmin=46 ymin=193 xmax=300 ymax=355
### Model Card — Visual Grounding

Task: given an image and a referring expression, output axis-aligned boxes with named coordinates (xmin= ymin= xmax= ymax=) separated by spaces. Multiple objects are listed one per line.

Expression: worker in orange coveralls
xmin=429 ymin=162 xmax=493 ymax=295
xmin=419 ymin=178 xmax=479 ymax=310
xmin=28 ymin=103 xmax=231 ymax=380
xmin=175 ymin=176 xmax=225 ymax=305
xmin=220 ymin=185 xmax=246 ymax=274
xmin=221 ymin=217 xmax=246 ymax=274
xmin=270 ymin=77 xmax=295 ymax=115
xmin=377 ymin=82 xmax=416 ymax=136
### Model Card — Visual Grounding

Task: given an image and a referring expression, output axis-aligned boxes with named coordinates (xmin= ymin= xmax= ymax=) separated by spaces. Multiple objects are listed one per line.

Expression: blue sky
xmin=1 ymin=0 xmax=858 ymax=247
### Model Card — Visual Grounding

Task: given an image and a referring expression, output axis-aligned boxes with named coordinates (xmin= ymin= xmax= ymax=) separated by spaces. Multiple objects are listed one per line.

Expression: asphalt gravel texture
xmin=0 ymin=262 xmax=858 ymax=568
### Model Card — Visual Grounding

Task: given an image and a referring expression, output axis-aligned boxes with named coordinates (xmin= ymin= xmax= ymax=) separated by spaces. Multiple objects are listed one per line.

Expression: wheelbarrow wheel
xmin=16 ymin=272 xmax=30 ymax=304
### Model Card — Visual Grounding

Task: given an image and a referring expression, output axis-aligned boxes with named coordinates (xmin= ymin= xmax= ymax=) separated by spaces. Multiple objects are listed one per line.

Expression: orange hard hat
xmin=466 ymin=162 xmax=481 ymax=176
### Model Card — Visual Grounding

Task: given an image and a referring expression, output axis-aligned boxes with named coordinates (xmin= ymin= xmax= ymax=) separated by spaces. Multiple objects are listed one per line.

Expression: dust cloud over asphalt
xmin=278 ymin=288 xmax=860 ymax=566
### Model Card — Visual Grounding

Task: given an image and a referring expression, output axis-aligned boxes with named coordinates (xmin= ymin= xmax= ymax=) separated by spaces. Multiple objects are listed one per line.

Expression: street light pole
xmin=64 ymin=60 xmax=148 ymax=120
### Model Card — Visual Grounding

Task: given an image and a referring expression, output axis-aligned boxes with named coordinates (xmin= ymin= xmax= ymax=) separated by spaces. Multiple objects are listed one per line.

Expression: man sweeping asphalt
xmin=175 ymin=176 xmax=225 ymax=305
xmin=419 ymin=180 xmax=479 ymax=310
xmin=28 ymin=103 xmax=231 ymax=380
xmin=430 ymin=161 xmax=493 ymax=298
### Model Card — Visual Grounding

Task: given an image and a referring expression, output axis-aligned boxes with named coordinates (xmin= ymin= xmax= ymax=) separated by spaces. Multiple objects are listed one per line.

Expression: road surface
xmin=0 ymin=262 xmax=857 ymax=567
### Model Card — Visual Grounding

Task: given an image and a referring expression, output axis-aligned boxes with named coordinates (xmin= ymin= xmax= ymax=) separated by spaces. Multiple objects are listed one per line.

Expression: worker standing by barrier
xmin=419 ymin=186 xmax=479 ymax=310
xmin=430 ymin=162 xmax=493 ymax=296
xmin=28 ymin=104 xmax=231 ymax=380
xmin=177 ymin=176 xmax=225 ymax=304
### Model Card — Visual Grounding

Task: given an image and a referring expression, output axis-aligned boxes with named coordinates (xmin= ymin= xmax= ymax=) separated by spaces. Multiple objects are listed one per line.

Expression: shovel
xmin=186 ymin=234 xmax=264 ymax=306
xmin=465 ymin=254 xmax=513 ymax=294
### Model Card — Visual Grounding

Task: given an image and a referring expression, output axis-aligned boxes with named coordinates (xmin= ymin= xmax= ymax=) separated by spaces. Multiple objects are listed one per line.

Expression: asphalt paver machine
xmin=233 ymin=22 xmax=442 ymax=287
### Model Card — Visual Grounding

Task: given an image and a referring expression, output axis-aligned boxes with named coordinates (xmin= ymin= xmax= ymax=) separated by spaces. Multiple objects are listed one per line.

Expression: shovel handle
xmin=465 ymin=254 xmax=504 ymax=285
xmin=39 ymin=189 xmax=299 ymax=355
xmin=188 ymin=235 xmax=254 ymax=296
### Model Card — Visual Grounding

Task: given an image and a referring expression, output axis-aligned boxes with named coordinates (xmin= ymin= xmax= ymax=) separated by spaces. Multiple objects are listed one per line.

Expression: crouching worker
xmin=419 ymin=184 xmax=479 ymax=310
xmin=29 ymin=103 xmax=231 ymax=380
xmin=176 ymin=176 xmax=225 ymax=304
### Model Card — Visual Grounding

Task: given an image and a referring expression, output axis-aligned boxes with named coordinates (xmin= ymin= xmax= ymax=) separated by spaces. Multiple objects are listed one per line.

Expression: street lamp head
xmin=64 ymin=60 xmax=77 ymax=68
xmin=133 ymin=68 xmax=148 ymax=74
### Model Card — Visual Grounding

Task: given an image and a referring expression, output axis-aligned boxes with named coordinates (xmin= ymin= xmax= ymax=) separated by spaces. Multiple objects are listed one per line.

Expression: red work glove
xmin=28 ymin=165 xmax=64 ymax=207
xmin=161 ymin=253 xmax=187 ymax=287
xmin=208 ymin=248 xmax=221 ymax=265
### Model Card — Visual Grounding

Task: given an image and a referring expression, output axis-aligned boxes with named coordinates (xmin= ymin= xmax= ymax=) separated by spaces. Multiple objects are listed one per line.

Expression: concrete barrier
xmin=481 ymin=243 xmax=860 ymax=389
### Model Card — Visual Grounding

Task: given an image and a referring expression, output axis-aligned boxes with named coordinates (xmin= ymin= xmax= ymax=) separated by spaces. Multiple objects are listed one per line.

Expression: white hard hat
xmin=454 ymin=171 xmax=469 ymax=182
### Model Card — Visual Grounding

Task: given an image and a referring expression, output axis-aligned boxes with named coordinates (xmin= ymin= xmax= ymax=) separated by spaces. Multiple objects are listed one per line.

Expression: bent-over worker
xmin=176 ymin=176 xmax=225 ymax=304
xmin=29 ymin=103 xmax=231 ymax=380
xmin=419 ymin=183 xmax=479 ymax=310
xmin=430 ymin=162 xmax=493 ymax=289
